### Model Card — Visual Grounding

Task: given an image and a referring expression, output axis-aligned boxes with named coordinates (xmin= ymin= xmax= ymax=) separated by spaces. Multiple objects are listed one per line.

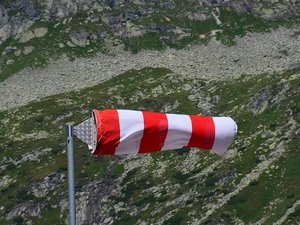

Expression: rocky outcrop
xmin=18 ymin=27 xmax=48 ymax=43
xmin=0 ymin=5 xmax=11 ymax=44
xmin=30 ymin=172 xmax=66 ymax=198
xmin=76 ymin=174 xmax=117 ymax=225
xmin=7 ymin=202 xmax=44 ymax=220
xmin=1 ymin=0 xmax=300 ymax=45
xmin=248 ymin=82 xmax=291 ymax=115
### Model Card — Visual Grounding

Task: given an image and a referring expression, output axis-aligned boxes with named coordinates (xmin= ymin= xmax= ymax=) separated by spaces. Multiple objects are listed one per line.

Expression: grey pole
xmin=67 ymin=123 xmax=76 ymax=225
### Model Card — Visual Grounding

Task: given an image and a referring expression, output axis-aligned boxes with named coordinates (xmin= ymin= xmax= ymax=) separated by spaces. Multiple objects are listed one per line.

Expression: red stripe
xmin=139 ymin=111 xmax=168 ymax=153
xmin=93 ymin=109 xmax=120 ymax=155
xmin=187 ymin=116 xmax=215 ymax=150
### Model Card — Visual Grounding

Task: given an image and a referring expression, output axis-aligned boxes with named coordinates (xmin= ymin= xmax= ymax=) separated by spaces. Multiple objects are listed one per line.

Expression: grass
xmin=203 ymin=69 xmax=300 ymax=223
xmin=111 ymin=164 xmax=125 ymax=179
xmin=32 ymin=207 xmax=66 ymax=225
xmin=0 ymin=66 xmax=299 ymax=224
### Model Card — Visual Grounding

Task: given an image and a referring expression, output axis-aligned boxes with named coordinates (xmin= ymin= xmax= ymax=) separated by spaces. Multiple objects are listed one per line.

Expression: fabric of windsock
xmin=92 ymin=109 xmax=237 ymax=156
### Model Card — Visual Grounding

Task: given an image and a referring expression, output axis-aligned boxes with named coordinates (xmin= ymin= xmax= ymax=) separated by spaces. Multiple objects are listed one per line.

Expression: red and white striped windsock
xmin=74 ymin=109 xmax=237 ymax=156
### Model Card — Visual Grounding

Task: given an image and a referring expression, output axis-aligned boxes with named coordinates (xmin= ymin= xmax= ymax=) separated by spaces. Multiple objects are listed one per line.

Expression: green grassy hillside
xmin=0 ymin=67 xmax=299 ymax=224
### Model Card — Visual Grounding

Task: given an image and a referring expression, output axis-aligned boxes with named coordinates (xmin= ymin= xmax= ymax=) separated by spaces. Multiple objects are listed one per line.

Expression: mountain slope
xmin=1 ymin=0 xmax=300 ymax=82
xmin=0 ymin=67 xmax=299 ymax=224
xmin=1 ymin=1 xmax=300 ymax=224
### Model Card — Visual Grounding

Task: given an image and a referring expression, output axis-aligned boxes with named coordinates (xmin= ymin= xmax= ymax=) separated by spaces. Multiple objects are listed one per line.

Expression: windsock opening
xmin=211 ymin=117 xmax=238 ymax=156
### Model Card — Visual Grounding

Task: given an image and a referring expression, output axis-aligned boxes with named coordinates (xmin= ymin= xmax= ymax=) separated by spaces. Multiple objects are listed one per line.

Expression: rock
xmin=33 ymin=27 xmax=48 ymax=38
xmin=76 ymin=178 xmax=116 ymax=225
xmin=30 ymin=172 xmax=66 ymax=198
xmin=6 ymin=59 xmax=15 ymax=65
xmin=261 ymin=8 xmax=275 ymax=19
xmin=23 ymin=46 xmax=34 ymax=55
xmin=162 ymin=100 xmax=180 ymax=112
xmin=66 ymin=41 xmax=76 ymax=47
xmin=127 ymin=22 xmax=144 ymax=37
xmin=0 ymin=6 xmax=11 ymax=44
xmin=36 ymin=130 xmax=49 ymax=139
xmin=269 ymin=142 xmax=276 ymax=150
xmin=7 ymin=203 xmax=44 ymax=220
xmin=101 ymin=15 xmax=110 ymax=25
xmin=19 ymin=30 xmax=35 ymax=43
xmin=211 ymin=29 xmax=222 ymax=36
xmin=14 ymin=21 xmax=35 ymax=39
xmin=126 ymin=8 xmax=147 ymax=20
xmin=0 ymin=175 xmax=14 ymax=190
xmin=188 ymin=12 xmax=208 ymax=21
xmin=42 ymin=1 xmax=79 ymax=20
xmin=69 ymin=29 xmax=90 ymax=47
xmin=14 ymin=49 xmax=22 ymax=57
xmin=59 ymin=199 xmax=68 ymax=212
xmin=248 ymin=88 xmax=271 ymax=115
xmin=18 ymin=27 xmax=47 ymax=43
xmin=2 ymin=46 xmax=15 ymax=56
xmin=148 ymin=24 xmax=176 ymax=33
xmin=0 ymin=25 xmax=11 ymax=45
xmin=212 ymin=10 xmax=222 ymax=25
xmin=92 ymin=3 xmax=103 ymax=12
xmin=199 ymin=34 xmax=206 ymax=39
xmin=104 ymin=217 xmax=112 ymax=224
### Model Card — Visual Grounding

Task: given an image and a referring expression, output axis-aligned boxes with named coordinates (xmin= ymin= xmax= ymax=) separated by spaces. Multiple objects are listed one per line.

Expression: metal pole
xmin=67 ymin=123 xmax=76 ymax=225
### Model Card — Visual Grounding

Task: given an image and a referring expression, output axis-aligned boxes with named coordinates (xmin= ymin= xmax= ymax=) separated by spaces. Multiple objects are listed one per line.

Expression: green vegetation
xmin=0 ymin=14 xmax=109 ymax=82
xmin=1 ymin=5 xmax=300 ymax=82
xmin=111 ymin=164 xmax=125 ymax=178
xmin=0 ymin=66 xmax=299 ymax=224
xmin=124 ymin=8 xmax=300 ymax=52
xmin=206 ymin=69 xmax=300 ymax=224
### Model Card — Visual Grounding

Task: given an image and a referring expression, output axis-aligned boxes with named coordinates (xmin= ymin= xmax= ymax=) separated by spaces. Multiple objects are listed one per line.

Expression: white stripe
xmin=162 ymin=114 xmax=192 ymax=151
xmin=212 ymin=117 xmax=238 ymax=156
xmin=115 ymin=110 xmax=144 ymax=155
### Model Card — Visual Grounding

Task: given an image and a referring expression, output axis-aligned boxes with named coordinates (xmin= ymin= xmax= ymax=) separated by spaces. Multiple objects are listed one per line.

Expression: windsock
xmin=74 ymin=109 xmax=237 ymax=156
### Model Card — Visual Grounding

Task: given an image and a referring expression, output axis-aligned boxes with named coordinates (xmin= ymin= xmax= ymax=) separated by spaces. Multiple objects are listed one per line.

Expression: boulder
xmin=0 ymin=25 xmax=11 ymax=45
xmin=23 ymin=46 xmax=34 ymax=55
xmin=33 ymin=27 xmax=48 ymax=38
xmin=66 ymin=40 xmax=76 ymax=47
xmin=30 ymin=172 xmax=66 ymax=198
xmin=69 ymin=29 xmax=90 ymax=47
xmin=14 ymin=49 xmax=22 ymax=56
xmin=19 ymin=30 xmax=35 ymax=43
xmin=6 ymin=59 xmax=15 ymax=65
